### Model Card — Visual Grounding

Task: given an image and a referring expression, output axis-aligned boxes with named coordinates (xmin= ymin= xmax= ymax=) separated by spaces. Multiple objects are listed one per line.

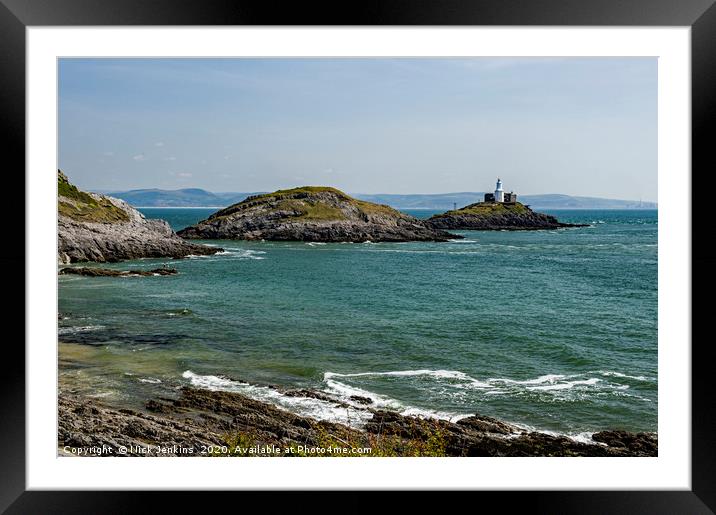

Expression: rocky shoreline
xmin=58 ymin=171 xmax=221 ymax=264
xmin=58 ymin=386 xmax=657 ymax=457
xmin=60 ymin=266 xmax=178 ymax=277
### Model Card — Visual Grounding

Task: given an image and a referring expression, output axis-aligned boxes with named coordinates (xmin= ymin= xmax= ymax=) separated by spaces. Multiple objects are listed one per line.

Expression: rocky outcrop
xmin=58 ymin=171 xmax=221 ymax=263
xmin=58 ymin=387 xmax=657 ymax=457
xmin=426 ymin=201 xmax=589 ymax=231
xmin=177 ymin=186 xmax=461 ymax=242
xmin=591 ymin=430 xmax=658 ymax=455
xmin=59 ymin=267 xmax=178 ymax=277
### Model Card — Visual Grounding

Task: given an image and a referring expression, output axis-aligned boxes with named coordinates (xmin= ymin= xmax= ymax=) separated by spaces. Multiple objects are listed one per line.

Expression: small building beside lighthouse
xmin=484 ymin=178 xmax=517 ymax=204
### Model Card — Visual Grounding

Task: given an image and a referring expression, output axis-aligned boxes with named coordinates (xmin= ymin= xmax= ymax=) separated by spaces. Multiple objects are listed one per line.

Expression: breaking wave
xmin=181 ymin=367 xmax=652 ymax=439
xmin=182 ymin=370 xmax=374 ymax=426
xmin=324 ymin=368 xmax=652 ymax=407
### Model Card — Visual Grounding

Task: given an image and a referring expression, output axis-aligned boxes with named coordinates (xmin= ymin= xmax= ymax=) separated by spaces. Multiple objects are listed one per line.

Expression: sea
xmin=58 ymin=208 xmax=657 ymax=439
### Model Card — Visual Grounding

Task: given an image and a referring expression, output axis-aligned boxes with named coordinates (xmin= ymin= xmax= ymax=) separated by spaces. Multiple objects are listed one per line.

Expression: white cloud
xmin=178 ymin=172 xmax=193 ymax=178
xmin=155 ymin=142 xmax=164 ymax=147
xmin=132 ymin=154 xmax=146 ymax=161
xmin=103 ymin=151 xmax=114 ymax=157
xmin=163 ymin=156 xmax=177 ymax=161
xmin=223 ymin=155 xmax=231 ymax=160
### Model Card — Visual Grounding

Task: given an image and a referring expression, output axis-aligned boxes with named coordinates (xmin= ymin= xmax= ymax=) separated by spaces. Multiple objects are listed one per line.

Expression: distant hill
xmin=353 ymin=193 xmax=657 ymax=210
xmin=103 ymin=188 xmax=657 ymax=210
xmin=103 ymin=188 xmax=256 ymax=208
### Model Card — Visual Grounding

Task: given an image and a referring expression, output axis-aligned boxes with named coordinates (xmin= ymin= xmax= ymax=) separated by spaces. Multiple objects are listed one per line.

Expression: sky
xmin=59 ymin=58 xmax=657 ymax=201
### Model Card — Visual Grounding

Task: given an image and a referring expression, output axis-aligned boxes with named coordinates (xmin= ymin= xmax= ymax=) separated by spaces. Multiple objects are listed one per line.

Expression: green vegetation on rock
xmin=58 ymin=170 xmax=129 ymax=223
xmin=209 ymin=186 xmax=399 ymax=222
xmin=439 ymin=201 xmax=530 ymax=218
xmin=257 ymin=186 xmax=350 ymax=198
xmin=215 ymin=418 xmax=449 ymax=458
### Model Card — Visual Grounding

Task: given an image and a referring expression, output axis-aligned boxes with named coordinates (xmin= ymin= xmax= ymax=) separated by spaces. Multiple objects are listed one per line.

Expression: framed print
xmin=3 ymin=0 xmax=714 ymax=512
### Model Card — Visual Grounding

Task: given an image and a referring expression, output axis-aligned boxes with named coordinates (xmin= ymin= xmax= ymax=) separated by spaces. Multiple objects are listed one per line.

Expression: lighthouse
xmin=494 ymin=178 xmax=504 ymax=203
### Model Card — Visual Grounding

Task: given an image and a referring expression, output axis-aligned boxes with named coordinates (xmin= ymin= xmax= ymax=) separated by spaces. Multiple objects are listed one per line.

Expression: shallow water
xmin=58 ymin=208 xmax=657 ymax=436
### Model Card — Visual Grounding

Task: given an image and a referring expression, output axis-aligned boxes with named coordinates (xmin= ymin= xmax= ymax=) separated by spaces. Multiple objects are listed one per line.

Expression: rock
xmin=592 ymin=430 xmax=658 ymax=454
xmin=144 ymin=399 xmax=175 ymax=414
xmin=426 ymin=201 xmax=589 ymax=231
xmin=177 ymin=186 xmax=461 ymax=242
xmin=58 ymin=384 xmax=657 ymax=457
xmin=282 ymin=388 xmax=341 ymax=403
xmin=58 ymin=394 xmax=227 ymax=456
xmin=59 ymin=267 xmax=178 ymax=277
xmin=365 ymin=411 xmax=657 ymax=457
xmin=456 ymin=414 xmax=516 ymax=435
xmin=349 ymin=395 xmax=373 ymax=405
xmin=58 ymin=170 xmax=222 ymax=263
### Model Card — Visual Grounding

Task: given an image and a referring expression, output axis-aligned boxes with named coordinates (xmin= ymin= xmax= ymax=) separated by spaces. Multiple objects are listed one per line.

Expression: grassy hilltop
xmin=208 ymin=186 xmax=398 ymax=223
xmin=439 ymin=201 xmax=531 ymax=217
xmin=58 ymin=170 xmax=129 ymax=223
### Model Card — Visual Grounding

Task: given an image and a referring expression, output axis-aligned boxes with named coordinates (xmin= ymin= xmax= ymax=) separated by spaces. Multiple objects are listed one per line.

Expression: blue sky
xmin=59 ymin=58 xmax=657 ymax=200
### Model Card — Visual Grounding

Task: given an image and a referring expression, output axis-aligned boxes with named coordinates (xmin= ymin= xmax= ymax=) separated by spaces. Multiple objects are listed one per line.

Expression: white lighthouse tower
xmin=494 ymin=178 xmax=504 ymax=203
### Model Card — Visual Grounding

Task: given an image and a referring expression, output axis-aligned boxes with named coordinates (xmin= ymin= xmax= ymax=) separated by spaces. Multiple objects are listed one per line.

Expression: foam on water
xmin=517 ymin=424 xmax=597 ymax=444
xmin=488 ymin=373 xmax=567 ymax=385
xmin=325 ymin=369 xmax=642 ymax=407
xmin=193 ymin=249 xmax=266 ymax=260
xmin=58 ymin=325 xmax=105 ymax=335
xmin=597 ymin=370 xmax=652 ymax=381
xmin=325 ymin=369 xmax=492 ymax=388
xmin=182 ymin=370 xmax=245 ymax=389
xmin=399 ymin=406 xmax=472 ymax=423
xmin=182 ymin=370 xmax=374 ymax=426
xmin=321 ymin=375 xmax=473 ymax=423
xmin=526 ymin=377 xmax=601 ymax=391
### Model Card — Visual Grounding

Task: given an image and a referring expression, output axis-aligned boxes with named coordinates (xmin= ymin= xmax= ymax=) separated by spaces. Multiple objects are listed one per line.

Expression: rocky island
xmin=177 ymin=186 xmax=461 ymax=242
xmin=426 ymin=201 xmax=589 ymax=231
xmin=58 ymin=171 xmax=221 ymax=263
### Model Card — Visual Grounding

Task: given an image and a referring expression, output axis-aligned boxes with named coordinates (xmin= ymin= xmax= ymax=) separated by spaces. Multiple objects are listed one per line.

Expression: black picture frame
xmin=3 ymin=0 xmax=713 ymax=512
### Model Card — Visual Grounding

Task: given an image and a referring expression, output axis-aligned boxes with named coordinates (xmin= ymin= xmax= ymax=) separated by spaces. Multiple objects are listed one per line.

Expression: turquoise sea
xmin=58 ymin=208 xmax=657 ymax=437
